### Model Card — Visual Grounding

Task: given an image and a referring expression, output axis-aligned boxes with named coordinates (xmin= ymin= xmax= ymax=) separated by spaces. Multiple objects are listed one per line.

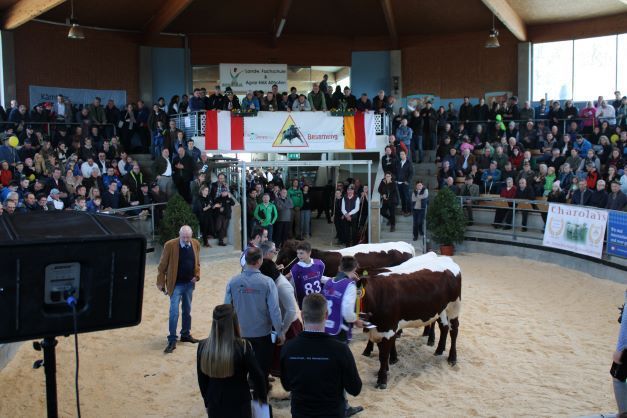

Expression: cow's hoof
xmin=389 ymin=357 xmax=399 ymax=365
xmin=375 ymin=383 xmax=387 ymax=390
xmin=426 ymin=340 xmax=435 ymax=347
xmin=362 ymin=351 xmax=371 ymax=357
xmin=448 ymin=359 xmax=457 ymax=366
xmin=434 ymin=350 xmax=444 ymax=356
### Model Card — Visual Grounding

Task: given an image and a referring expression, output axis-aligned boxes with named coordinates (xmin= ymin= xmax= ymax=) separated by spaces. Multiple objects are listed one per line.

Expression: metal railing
xmin=6 ymin=121 xmax=117 ymax=136
xmin=101 ymin=202 xmax=167 ymax=240
xmin=171 ymin=110 xmax=390 ymax=138
xmin=431 ymin=116 xmax=609 ymax=145
xmin=454 ymin=195 xmax=625 ymax=262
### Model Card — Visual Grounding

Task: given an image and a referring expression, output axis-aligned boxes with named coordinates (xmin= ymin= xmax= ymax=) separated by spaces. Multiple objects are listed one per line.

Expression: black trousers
xmin=342 ymin=218 xmax=358 ymax=246
xmin=246 ymin=334 xmax=273 ymax=380
xmin=381 ymin=199 xmax=396 ymax=226
xmin=274 ymin=221 xmax=290 ymax=248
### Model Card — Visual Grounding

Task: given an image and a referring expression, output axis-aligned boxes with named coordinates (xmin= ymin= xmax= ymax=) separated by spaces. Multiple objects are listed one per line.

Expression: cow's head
xmin=276 ymin=239 xmax=302 ymax=272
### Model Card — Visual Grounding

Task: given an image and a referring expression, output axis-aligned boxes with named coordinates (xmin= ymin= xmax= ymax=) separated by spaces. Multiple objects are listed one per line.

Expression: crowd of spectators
xmin=244 ymin=170 xmax=369 ymax=249
xmin=377 ymin=91 xmax=627 ymax=235
xmin=0 ymin=95 xmax=167 ymax=218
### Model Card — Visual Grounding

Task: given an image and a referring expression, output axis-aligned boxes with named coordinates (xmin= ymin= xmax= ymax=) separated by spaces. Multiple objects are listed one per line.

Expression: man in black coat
xmin=281 ymin=293 xmax=362 ymax=418
xmin=588 ymin=180 xmax=608 ymax=208
xmin=172 ymin=146 xmax=194 ymax=203
xmin=420 ymin=101 xmax=438 ymax=150
xmin=395 ymin=150 xmax=414 ymax=215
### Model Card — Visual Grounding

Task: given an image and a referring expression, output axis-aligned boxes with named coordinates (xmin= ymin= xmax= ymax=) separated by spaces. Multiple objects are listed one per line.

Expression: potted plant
xmin=426 ymin=188 xmax=466 ymax=255
xmin=158 ymin=194 xmax=200 ymax=245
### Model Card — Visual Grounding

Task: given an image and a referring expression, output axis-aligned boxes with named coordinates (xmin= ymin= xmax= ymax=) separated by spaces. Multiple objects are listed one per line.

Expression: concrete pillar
xmin=1 ymin=31 xmax=17 ymax=105
xmin=517 ymin=42 xmax=532 ymax=103
xmin=139 ymin=46 xmax=153 ymax=105
xmin=390 ymin=49 xmax=403 ymax=110
xmin=230 ymin=203 xmax=242 ymax=251
xmin=370 ymin=200 xmax=381 ymax=243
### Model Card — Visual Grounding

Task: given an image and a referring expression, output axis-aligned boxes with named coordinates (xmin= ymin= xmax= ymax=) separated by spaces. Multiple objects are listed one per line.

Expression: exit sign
xmin=287 ymin=153 xmax=300 ymax=160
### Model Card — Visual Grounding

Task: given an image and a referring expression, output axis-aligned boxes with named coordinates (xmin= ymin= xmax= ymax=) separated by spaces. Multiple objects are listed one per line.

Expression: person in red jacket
xmin=0 ymin=160 xmax=13 ymax=186
xmin=586 ymin=162 xmax=599 ymax=190
xmin=509 ymin=147 xmax=524 ymax=170
xmin=493 ymin=177 xmax=517 ymax=229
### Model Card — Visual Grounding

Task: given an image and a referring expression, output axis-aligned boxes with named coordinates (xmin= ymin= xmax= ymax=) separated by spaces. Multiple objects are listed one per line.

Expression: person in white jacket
xmin=259 ymin=240 xmax=302 ymax=377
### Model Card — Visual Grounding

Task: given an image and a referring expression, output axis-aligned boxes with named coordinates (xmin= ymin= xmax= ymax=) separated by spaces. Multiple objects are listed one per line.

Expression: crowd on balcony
xmin=379 ymin=91 xmax=627 ymax=236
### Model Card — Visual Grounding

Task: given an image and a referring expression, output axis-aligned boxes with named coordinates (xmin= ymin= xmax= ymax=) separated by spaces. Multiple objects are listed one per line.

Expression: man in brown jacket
xmin=157 ymin=225 xmax=201 ymax=353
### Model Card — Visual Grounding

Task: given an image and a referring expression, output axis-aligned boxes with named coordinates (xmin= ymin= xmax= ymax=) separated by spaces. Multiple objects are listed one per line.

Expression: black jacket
xmin=589 ymin=190 xmax=608 ymax=208
xmin=396 ymin=158 xmax=414 ymax=183
xmin=197 ymin=339 xmax=267 ymax=417
xmin=378 ymin=180 xmax=399 ymax=205
xmin=280 ymin=332 xmax=362 ymax=418
xmin=381 ymin=154 xmax=398 ymax=178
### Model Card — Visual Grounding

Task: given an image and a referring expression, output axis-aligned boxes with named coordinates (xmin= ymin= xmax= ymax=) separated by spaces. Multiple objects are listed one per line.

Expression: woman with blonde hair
xmin=33 ymin=153 xmax=47 ymax=178
xmin=197 ymin=304 xmax=267 ymax=417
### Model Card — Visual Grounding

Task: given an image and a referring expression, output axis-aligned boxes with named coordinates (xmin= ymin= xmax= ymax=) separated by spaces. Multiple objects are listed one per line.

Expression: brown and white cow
xmin=359 ymin=252 xmax=462 ymax=389
xmin=276 ymin=241 xmax=415 ymax=277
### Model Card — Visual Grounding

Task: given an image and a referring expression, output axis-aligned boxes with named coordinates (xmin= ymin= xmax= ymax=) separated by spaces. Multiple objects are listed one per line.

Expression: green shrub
xmin=426 ymin=188 xmax=466 ymax=245
xmin=158 ymin=194 xmax=199 ymax=244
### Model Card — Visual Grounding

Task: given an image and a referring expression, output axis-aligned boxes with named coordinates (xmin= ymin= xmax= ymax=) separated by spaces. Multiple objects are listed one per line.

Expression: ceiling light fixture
xmin=485 ymin=14 xmax=500 ymax=48
xmin=67 ymin=0 xmax=85 ymax=40
xmin=275 ymin=18 xmax=286 ymax=38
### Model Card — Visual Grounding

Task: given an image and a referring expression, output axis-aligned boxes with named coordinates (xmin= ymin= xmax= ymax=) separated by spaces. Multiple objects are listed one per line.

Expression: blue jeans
xmin=300 ymin=209 xmax=312 ymax=237
xmin=168 ymin=281 xmax=194 ymax=343
xmin=615 ymin=378 xmax=627 ymax=413
xmin=265 ymin=224 xmax=273 ymax=241
xmin=412 ymin=208 xmax=425 ymax=238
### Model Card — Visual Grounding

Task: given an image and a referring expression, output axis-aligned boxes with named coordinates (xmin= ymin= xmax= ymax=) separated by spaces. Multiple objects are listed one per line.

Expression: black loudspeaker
xmin=0 ymin=211 xmax=146 ymax=344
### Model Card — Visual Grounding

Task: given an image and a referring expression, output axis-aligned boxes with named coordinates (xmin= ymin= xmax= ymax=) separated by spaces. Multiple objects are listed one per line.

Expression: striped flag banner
xmin=204 ymin=110 xmax=376 ymax=152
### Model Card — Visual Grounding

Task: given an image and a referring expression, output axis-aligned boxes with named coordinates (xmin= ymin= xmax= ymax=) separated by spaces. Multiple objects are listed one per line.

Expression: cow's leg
xmin=423 ymin=324 xmax=436 ymax=346
xmin=447 ymin=317 xmax=459 ymax=366
xmin=389 ymin=338 xmax=399 ymax=365
xmin=421 ymin=326 xmax=430 ymax=337
xmin=362 ymin=340 xmax=374 ymax=357
xmin=434 ymin=318 xmax=449 ymax=356
xmin=376 ymin=338 xmax=393 ymax=389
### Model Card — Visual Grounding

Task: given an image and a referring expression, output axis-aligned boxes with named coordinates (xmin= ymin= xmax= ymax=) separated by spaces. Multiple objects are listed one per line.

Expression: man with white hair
xmin=157 ymin=225 xmax=201 ymax=354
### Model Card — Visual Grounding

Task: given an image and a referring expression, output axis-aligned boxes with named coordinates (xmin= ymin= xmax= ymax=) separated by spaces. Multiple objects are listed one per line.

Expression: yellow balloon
xmin=8 ymin=136 xmax=19 ymax=148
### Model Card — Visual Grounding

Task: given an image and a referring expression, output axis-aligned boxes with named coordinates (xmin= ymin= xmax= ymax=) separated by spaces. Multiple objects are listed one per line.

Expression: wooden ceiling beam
xmin=380 ymin=0 xmax=398 ymax=49
xmin=270 ymin=0 xmax=292 ymax=47
xmin=144 ymin=0 xmax=194 ymax=38
xmin=480 ymin=0 xmax=527 ymax=41
xmin=2 ymin=0 xmax=66 ymax=30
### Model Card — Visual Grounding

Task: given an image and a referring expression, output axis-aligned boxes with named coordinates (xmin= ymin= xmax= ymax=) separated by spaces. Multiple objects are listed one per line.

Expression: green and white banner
xmin=543 ymin=203 xmax=608 ymax=259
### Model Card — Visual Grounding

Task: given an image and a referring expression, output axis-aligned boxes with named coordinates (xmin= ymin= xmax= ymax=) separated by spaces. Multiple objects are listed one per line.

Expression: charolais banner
xmin=219 ymin=63 xmax=288 ymax=93
xmin=542 ymin=203 xmax=608 ymax=259
xmin=29 ymin=85 xmax=127 ymax=107
xmin=204 ymin=111 xmax=376 ymax=152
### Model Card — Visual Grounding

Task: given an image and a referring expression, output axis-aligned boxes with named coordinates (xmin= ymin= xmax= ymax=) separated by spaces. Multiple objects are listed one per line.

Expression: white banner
xmin=219 ymin=63 xmax=288 ymax=93
xmin=542 ymin=203 xmax=608 ymax=259
xmin=244 ymin=112 xmax=343 ymax=152
xmin=29 ymin=85 xmax=127 ymax=107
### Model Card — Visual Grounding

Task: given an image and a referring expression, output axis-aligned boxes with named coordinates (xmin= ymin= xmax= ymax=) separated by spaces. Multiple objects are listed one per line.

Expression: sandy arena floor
xmin=0 ymin=252 xmax=624 ymax=417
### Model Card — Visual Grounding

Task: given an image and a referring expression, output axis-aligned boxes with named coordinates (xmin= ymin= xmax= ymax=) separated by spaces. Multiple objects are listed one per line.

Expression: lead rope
xmin=280 ymin=256 xmax=298 ymax=274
